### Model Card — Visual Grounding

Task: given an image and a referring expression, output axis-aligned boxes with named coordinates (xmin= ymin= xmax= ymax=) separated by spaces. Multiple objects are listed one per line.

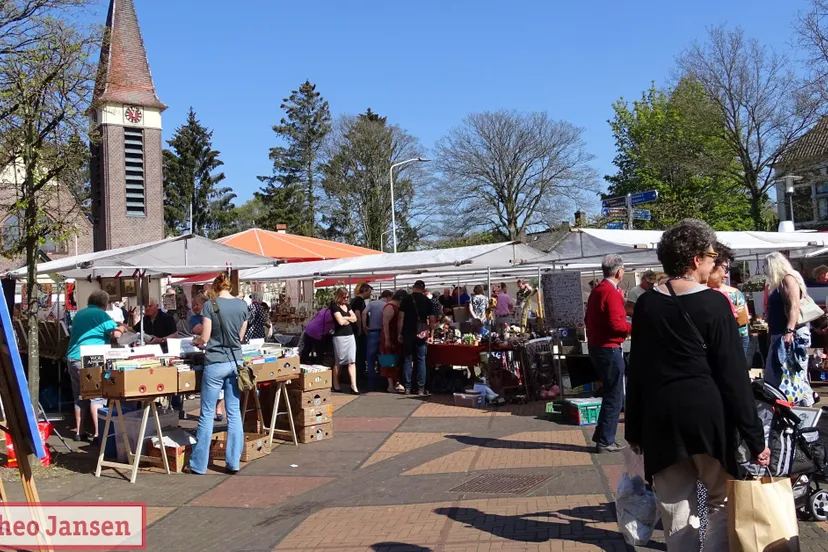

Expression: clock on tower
xmin=124 ymin=105 xmax=142 ymax=124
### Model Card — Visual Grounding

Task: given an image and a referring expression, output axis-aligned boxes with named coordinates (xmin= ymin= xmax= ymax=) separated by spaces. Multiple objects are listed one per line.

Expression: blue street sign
xmin=606 ymin=221 xmax=624 ymax=229
xmin=601 ymin=207 xmax=627 ymax=217
xmin=633 ymin=209 xmax=651 ymax=221
xmin=601 ymin=195 xmax=626 ymax=208
xmin=630 ymin=190 xmax=658 ymax=206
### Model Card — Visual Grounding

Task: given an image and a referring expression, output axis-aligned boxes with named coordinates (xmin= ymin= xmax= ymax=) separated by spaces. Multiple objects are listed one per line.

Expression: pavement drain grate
xmin=450 ymin=473 xmax=552 ymax=495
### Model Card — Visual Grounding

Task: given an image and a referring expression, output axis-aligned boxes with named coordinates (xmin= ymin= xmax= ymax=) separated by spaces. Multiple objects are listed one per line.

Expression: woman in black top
xmin=627 ymin=219 xmax=769 ymax=552
xmin=330 ymin=287 xmax=359 ymax=394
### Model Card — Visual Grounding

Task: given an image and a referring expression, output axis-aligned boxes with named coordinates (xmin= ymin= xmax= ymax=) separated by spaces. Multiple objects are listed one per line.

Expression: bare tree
xmin=796 ymin=0 xmax=828 ymax=102
xmin=0 ymin=12 xmax=97 ymax=404
xmin=678 ymin=25 xmax=823 ymax=230
xmin=435 ymin=110 xmax=597 ymax=241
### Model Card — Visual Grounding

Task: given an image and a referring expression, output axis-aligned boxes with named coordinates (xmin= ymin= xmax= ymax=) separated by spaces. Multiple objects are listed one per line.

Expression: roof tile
xmin=93 ymin=0 xmax=166 ymax=110
xmin=779 ymin=115 xmax=828 ymax=167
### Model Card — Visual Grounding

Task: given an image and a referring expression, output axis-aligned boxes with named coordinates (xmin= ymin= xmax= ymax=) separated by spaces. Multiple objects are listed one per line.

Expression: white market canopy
xmin=546 ymin=228 xmax=828 ymax=268
xmin=10 ymin=234 xmax=277 ymax=279
xmin=242 ymin=241 xmax=550 ymax=283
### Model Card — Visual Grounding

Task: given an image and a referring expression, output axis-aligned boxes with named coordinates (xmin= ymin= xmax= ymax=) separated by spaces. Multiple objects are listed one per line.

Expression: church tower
xmin=90 ymin=0 xmax=166 ymax=251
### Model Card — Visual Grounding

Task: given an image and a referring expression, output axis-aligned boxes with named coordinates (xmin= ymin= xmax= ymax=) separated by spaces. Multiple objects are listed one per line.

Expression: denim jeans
xmin=189 ymin=361 xmax=243 ymax=473
xmin=740 ymin=334 xmax=749 ymax=357
xmin=589 ymin=346 xmax=625 ymax=447
xmin=402 ymin=339 xmax=427 ymax=391
xmin=365 ymin=330 xmax=381 ymax=389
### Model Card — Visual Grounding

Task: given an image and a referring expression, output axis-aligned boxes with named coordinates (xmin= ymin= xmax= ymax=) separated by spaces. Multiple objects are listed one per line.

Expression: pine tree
xmin=163 ymin=108 xmax=236 ymax=237
xmin=257 ymin=80 xmax=331 ymax=235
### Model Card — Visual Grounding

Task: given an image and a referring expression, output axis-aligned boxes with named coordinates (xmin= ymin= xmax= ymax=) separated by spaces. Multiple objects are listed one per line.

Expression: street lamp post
xmin=775 ymin=174 xmax=803 ymax=231
xmin=380 ymin=230 xmax=391 ymax=252
xmin=389 ymin=157 xmax=431 ymax=253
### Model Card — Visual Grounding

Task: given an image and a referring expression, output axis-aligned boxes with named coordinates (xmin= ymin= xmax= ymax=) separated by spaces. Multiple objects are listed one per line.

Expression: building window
xmin=785 ymin=184 xmax=817 ymax=224
xmin=2 ymin=214 xmax=67 ymax=255
xmin=124 ymin=127 xmax=145 ymax=216
xmin=2 ymin=215 xmax=19 ymax=251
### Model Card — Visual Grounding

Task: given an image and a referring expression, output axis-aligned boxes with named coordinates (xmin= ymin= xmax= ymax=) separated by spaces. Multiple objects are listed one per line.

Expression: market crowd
xmin=298 ymin=278 xmax=536 ymax=396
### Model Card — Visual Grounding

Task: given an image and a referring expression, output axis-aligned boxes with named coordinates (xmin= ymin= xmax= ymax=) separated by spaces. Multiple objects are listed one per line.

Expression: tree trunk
xmin=24 ymin=206 xmax=40 ymax=408
xmin=307 ymin=160 xmax=315 ymax=237
xmin=746 ymin=178 xmax=765 ymax=231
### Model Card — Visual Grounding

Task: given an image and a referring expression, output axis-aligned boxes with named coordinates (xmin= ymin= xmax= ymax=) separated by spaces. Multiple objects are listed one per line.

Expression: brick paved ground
xmin=7 ymin=391 xmax=827 ymax=551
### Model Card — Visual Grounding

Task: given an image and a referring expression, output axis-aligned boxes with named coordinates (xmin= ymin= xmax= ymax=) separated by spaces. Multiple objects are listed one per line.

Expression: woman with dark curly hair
xmin=626 ymin=219 xmax=769 ymax=551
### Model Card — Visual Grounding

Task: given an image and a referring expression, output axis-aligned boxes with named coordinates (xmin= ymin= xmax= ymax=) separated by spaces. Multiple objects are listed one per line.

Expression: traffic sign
xmin=601 ymin=207 xmax=627 ymax=217
xmin=633 ymin=209 xmax=651 ymax=221
xmin=601 ymin=195 xmax=626 ymax=208
xmin=605 ymin=221 xmax=624 ymax=229
xmin=630 ymin=190 xmax=658 ymax=206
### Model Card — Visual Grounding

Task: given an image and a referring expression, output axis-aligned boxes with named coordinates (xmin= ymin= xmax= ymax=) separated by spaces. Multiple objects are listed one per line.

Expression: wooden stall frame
xmin=241 ymin=381 xmax=298 ymax=448
xmin=94 ymin=397 xmax=171 ymax=483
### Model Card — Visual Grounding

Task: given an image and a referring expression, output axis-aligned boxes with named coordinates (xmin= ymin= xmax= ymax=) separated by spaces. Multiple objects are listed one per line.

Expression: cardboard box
xmin=147 ymin=442 xmax=191 ymax=473
xmin=80 ymin=367 xmax=103 ymax=399
xmin=277 ymin=405 xmax=333 ymax=429
xmin=288 ymin=370 xmax=332 ymax=392
xmin=209 ymin=431 xmax=271 ymax=463
xmin=253 ymin=356 xmax=301 ymax=383
xmin=177 ymin=370 xmax=202 ymax=394
xmin=453 ymin=392 xmax=484 ymax=409
xmin=253 ymin=357 xmax=301 ymax=382
xmin=101 ymin=366 xmax=179 ymax=399
xmin=297 ymin=421 xmax=333 ymax=444
xmin=288 ymin=389 xmax=331 ymax=411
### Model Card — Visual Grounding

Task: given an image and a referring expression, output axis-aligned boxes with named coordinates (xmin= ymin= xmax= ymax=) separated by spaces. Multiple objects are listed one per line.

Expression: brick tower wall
xmin=91 ymin=124 xmax=164 ymax=251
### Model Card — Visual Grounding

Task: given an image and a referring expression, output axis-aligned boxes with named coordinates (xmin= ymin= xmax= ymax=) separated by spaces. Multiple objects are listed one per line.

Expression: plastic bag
xmin=615 ymin=449 xmax=659 ymax=546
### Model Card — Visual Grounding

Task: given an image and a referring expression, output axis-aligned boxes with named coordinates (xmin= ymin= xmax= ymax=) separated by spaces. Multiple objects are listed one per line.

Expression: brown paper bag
xmin=727 ymin=477 xmax=800 ymax=552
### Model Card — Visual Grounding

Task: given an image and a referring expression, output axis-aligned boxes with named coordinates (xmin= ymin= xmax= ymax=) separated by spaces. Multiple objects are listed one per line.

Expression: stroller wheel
xmin=808 ymin=489 xmax=828 ymax=521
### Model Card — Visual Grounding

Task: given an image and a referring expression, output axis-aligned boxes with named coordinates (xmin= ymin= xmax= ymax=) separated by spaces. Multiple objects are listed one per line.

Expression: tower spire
xmin=93 ymin=0 xmax=166 ymax=110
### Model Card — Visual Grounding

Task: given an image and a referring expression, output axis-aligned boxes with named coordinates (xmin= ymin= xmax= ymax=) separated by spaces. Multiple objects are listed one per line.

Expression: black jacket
xmin=626 ymin=286 xmax=765 ymax=481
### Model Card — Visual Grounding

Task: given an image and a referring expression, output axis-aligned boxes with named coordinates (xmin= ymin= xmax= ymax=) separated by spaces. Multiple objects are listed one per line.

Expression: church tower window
xmin=124 ymin=127 xmax=145 ymax=216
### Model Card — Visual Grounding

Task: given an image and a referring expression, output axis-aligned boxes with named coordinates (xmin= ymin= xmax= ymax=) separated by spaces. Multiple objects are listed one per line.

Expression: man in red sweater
xmin=585 ymin=254 xmax=631 ymax=453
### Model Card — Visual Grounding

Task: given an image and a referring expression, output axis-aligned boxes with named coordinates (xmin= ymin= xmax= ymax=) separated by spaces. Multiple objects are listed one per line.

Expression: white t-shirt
xmin=106 ymin=306 xmax=125 ymax=323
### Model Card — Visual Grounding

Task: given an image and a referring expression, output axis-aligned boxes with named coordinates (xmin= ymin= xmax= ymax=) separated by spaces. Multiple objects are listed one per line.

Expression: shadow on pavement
xmin=444 ymin=434 xmax=594 ymax=454
xmin=433 ymin=506 xmax=626 ymax=550
xmin=370 ymin=543 xmax=433 ymax=552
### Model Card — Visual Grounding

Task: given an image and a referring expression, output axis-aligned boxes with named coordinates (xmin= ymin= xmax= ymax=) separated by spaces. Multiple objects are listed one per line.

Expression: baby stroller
xmin=741 ymin=379 xmax=828 ymax=521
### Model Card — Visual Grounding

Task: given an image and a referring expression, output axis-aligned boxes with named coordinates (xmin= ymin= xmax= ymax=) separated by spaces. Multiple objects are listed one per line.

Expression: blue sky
xmin=106 ymin=0 xmax=805 ymax=212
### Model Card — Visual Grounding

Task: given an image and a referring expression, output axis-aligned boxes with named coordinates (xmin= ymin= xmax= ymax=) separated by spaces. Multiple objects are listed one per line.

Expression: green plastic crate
xmin=563 ymin=398 xmax=603 ymax=426
xmin=545 ymin=402 xmax=563 ymax=421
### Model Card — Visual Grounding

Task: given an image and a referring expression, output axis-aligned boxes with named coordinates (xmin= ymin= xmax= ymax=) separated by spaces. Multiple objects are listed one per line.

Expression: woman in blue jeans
xmin=188 ymin=273 xmax=249 ymax=475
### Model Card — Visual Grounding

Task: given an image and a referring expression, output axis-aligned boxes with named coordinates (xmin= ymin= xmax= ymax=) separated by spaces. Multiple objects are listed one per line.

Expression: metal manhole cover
xmin=450 ymin=474 xmax=552 ymax=494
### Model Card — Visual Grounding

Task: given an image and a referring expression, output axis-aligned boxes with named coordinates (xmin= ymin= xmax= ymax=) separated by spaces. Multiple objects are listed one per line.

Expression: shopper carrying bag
xmin=727 ymin=473 xmax=800 ymax=552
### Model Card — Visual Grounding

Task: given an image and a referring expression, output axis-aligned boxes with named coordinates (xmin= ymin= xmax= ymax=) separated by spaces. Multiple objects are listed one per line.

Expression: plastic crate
xmin=563 ymin=398 xmax=603 ymax=426
xmin=546 ymin=402 xmax=563 ymax=421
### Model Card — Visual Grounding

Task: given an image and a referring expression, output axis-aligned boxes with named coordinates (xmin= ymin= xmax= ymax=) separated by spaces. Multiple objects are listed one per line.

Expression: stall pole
xmin=536 ymin=265 xmax=543 ymax=327
xmin=138 ymin=273 xmax=144 ymax=345
xmin=487 ymin=266 xmax=492 ymax=364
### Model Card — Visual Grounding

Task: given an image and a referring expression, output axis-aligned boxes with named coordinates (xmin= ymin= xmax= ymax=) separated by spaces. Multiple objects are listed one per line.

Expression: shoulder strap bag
xmin=665 ymin=281 xmax=707 ymax=351
xmin=210 ymin=297 xmax=256 ymax=393
xmin=411 ymin=295 xmax=430 ymax=340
